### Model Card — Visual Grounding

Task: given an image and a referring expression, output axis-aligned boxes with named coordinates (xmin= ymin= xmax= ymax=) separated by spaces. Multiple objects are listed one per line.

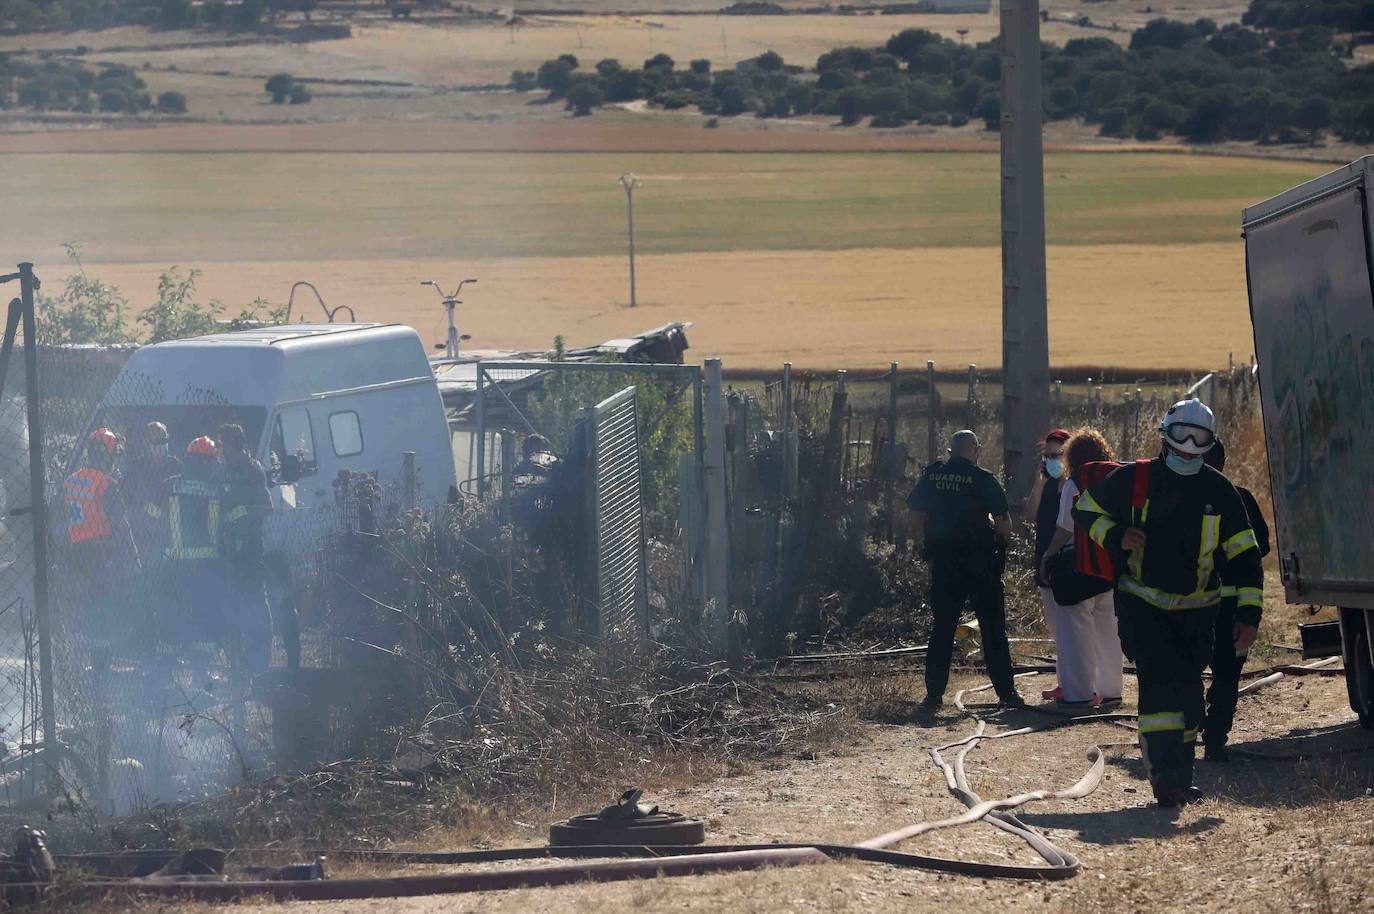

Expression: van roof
xmin=111 ymin=322 xmax=435 ymax=411
xmin=163 ymin=322 xmax=398 ymax=347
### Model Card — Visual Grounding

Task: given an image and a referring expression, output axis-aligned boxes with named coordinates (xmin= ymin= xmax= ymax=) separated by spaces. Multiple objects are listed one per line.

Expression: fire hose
xmin=10 ymin=659 xmax=1351 ymax=904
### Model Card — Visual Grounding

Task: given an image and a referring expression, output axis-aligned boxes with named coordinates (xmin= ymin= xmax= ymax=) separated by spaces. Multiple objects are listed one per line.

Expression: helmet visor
xmin=1164 ymin=422 xmax=1215 ymax=450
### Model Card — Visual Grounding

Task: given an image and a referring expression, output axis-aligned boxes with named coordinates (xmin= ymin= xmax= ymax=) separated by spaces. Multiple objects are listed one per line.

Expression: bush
xmin=565 ymin=79 xmax=604 ymax=116
xmin=509 ymin=70 xmax=537 ymax=91
xmin=265 ymin=72 xmax=294 ymax=103
xmin=289 ymin=83 xmax=312 ymax=104
xmin=156 ymin=90 xmax=187 ymax=113
xmin=536 ymin=58 xmax=576 ymax=99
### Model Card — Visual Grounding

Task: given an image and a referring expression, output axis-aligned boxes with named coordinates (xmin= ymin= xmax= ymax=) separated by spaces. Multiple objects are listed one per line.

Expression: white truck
xmin=1243 ymin=155 xmax=1374 ymax=728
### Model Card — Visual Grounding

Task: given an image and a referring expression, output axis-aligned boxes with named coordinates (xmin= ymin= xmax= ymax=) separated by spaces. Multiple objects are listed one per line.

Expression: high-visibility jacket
xmin=1072 ymin=455 xmax=1264 ymax=625
xmin=63 ymin=467 xmax=115 ymax=545
xmin=166 ymin=476 xmax=222 ymax=561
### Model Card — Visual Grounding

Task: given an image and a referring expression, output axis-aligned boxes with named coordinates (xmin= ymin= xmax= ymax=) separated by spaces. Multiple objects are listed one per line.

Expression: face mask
xmin=1044 ymin=457 xmax=1065 ymax=479
xmin=1165 ymin=451 xmax=1204 ymax=476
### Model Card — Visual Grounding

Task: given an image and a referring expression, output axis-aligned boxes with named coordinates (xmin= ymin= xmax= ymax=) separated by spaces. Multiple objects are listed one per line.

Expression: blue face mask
xmin=1165 ymin=451 xmax=1204 ymax=476
xmin=1044 ymin=457 xmax=1065 ymax=479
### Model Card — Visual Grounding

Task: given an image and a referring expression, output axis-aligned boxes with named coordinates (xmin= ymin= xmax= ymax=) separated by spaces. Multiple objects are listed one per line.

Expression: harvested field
xmin=70 ymin=243 xmax=1253 ymax=370
xmin=4 ymin=149 xmax=1321 ymax=369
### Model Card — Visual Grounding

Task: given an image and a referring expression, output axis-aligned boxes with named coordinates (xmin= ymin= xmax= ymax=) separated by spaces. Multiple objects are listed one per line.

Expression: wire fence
xmin=0 ymin=263 xmax=1256 ymax=814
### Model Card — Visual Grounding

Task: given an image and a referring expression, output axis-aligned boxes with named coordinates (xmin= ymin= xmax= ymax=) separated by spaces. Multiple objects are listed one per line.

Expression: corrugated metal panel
xmin=590 ymin=387 xmax=647 ymax=650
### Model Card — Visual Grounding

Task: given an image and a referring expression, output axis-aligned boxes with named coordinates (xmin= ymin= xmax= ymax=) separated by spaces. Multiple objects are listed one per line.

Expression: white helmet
xmin=1159 ymin=399 xmax=1216 ymax=456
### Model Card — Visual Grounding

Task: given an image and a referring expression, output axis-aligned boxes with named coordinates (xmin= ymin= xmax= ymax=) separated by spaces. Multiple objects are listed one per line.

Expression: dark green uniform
xmin=908 ymin=456 xmax=1018 ymax=703
xmin=222 ymin=457 xmax=276 ymax=674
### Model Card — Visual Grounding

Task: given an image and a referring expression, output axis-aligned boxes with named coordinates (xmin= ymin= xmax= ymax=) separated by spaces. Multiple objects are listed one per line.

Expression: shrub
xmin=156 ymin=90 xmax=187 ymax=113
xmin=289 ymin=83 xmax=312 ymax=104
xmin=265 ymin=72 xmax=294 ymax=103
xmin=565 ymin=79 xmax=604 ymax=116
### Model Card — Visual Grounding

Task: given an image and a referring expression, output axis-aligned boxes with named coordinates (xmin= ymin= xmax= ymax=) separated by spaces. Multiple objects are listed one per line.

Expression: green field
xmin=0 ymin=151 xmax=1322 ymax=264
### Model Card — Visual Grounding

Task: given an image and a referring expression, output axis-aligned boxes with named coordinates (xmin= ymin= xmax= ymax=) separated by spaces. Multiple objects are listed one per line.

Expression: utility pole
xmin=619 ymin=174 xmax=641 ymax=308
xmin=999 ymin=0 xmax=1051 ymax=508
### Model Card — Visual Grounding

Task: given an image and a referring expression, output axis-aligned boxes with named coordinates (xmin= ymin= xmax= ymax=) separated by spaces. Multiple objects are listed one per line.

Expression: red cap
xmin=1045 ymin=428 xmax=1071 ymax=443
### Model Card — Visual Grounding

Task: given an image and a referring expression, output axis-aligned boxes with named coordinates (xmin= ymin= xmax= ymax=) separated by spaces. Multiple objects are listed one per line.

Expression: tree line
xmin=1243 ymin=0 xmax=1374 ymax=33
xmin=0 ymin=0 xmax=315 ymax=33
xmin=0 ymin=54 xmax=185 ymax=114
xmin=515 ymin=19 xmax=1374 ymax=144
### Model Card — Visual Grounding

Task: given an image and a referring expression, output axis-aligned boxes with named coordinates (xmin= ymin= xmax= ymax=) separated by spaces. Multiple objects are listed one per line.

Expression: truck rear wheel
xmin=1341 ymin=608 xmax=1374 ymax=730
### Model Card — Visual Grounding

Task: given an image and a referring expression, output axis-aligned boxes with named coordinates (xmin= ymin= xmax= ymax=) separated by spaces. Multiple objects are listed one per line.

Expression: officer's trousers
xmin=1203 ymin=599 xmax=1246 ymax=749
xmin=925 ymin=544 xmax=1017 ymax=701
xmin=1115 ymin=589 xmax=1217 ymax=798
xmin=227 ymin=557 xmax=274 ymax=675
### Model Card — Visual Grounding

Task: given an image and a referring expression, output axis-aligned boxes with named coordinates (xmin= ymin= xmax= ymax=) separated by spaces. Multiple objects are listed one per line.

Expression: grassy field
xmin=4 ymin=149 xmax=1324 ymax=370
xmin=0 ymin=151 xmax=1320 ymax=262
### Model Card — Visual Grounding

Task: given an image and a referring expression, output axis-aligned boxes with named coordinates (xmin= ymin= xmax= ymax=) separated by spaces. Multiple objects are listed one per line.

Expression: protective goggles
xmin=1163 ymin=423 xmax=1214 ymax=449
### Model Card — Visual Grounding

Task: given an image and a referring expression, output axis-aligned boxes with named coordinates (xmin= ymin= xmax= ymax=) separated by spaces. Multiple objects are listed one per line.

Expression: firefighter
xmin=1200 ymin=438 xmax=1271 ymax=762
xmin=123 ymin=421 xmax=181 ymax=559
xmin=62 ymin=427 xmax=138 ymax=661
xmin=908 ymin=430 xmax=1024 ymax=710
xmin=63 ymin=427 xmax=137 ymax=579
xmin=1073 ymin=400 xmax=1262 ymax=806
xmin=217 ymin=423 xmax=282 ymax=673
xmin=165 ymin=436 xmax=228 ymax=671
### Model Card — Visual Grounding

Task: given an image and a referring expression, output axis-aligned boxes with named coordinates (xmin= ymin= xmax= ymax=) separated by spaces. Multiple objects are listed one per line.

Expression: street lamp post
xmin=421 ymin=277 xmax=477 ymax=359
xmin=619 ymin=173 xmax=640 ymax=308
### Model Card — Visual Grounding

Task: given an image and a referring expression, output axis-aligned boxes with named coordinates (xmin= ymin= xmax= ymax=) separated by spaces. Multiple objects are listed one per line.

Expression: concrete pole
xmin=999 ymin=0 xmax=1051 ymax=504
xmin=703 ymin=359 xmax=730 ymax=646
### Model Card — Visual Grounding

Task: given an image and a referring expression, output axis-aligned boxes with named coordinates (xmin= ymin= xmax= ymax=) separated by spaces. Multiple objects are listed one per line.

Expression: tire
xmin=1341 ymin=608 xmax=1374 ymax=730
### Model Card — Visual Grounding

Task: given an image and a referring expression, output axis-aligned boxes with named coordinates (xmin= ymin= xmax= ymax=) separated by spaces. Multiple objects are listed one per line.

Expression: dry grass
xmin=63 ymin=243 xmax=1257 ymax=370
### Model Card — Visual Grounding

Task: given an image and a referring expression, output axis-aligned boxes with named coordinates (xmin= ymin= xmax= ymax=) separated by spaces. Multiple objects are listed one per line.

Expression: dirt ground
xmin=139 ymin=662 xmax=1374 ymax=914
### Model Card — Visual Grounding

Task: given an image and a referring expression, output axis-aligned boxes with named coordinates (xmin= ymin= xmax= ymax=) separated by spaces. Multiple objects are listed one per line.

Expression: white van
xmin=97 ymin=322 xmax=458 ymax=507
xmin=88 ymin=323 xmax=460 ymax=652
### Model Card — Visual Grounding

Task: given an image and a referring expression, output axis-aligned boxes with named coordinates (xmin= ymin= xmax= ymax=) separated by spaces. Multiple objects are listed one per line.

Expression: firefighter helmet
xmin=87 ymin=427 xmax=120 ymax=458
xmin=1159 ymin=399 xmax=1216 ymax=455
xmin=186 ymin=436 xmax=219 ymax=460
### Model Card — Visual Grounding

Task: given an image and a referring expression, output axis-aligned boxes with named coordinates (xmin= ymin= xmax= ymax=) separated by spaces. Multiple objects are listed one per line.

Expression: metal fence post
xmin=885 ymin=361 xmax=898 ymax=544
xmin=1053 ymin=379 xmax=1062 ymax=420
xmin=403 ymin=451 xmax=417 ymax=512
xmin=475 ymin=362 xmax=486 ymax=497
xmin=18 ymin=264 xmax=57 ymax=790
xmin=702 ymin=359 xmax=729 ymax=647
xmin=926 ymin=360 xmax=937 ymax=463
xmin=965 ymin=364 xmax=977 ymax=430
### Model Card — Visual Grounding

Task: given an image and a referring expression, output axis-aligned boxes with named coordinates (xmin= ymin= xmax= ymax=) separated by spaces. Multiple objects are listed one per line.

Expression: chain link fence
xmin=473 ymin=361 xmax=705 ymax=644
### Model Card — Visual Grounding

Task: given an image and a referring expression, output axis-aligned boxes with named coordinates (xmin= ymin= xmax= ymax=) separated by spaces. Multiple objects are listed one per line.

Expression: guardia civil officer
xmin=908 ymin=430 xmax=1024 ymax=710
xmin=1073 ymin=400 xmax=1262 ymax=807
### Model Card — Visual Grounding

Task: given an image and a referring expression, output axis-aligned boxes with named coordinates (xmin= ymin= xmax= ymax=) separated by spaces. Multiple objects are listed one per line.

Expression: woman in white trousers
xmin=1038 ymin=429 xmax=1124 ymax=707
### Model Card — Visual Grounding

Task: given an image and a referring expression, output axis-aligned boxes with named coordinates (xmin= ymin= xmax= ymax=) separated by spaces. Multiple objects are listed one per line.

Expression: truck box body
xmin=1243 ymin=155 xmax=1374 ymax=726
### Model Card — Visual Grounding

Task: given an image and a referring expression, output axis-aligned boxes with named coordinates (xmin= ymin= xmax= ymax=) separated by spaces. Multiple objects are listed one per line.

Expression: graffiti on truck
xmin=1248 ymin=185 xmax=1374 ymax=586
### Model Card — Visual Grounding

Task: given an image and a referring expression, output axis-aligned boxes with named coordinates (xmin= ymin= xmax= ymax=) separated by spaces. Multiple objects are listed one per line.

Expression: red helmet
xmin=186 ymin=436 xmax=219 ymax=460
xmin=87 ymin=427 xmax=120 ymax=458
